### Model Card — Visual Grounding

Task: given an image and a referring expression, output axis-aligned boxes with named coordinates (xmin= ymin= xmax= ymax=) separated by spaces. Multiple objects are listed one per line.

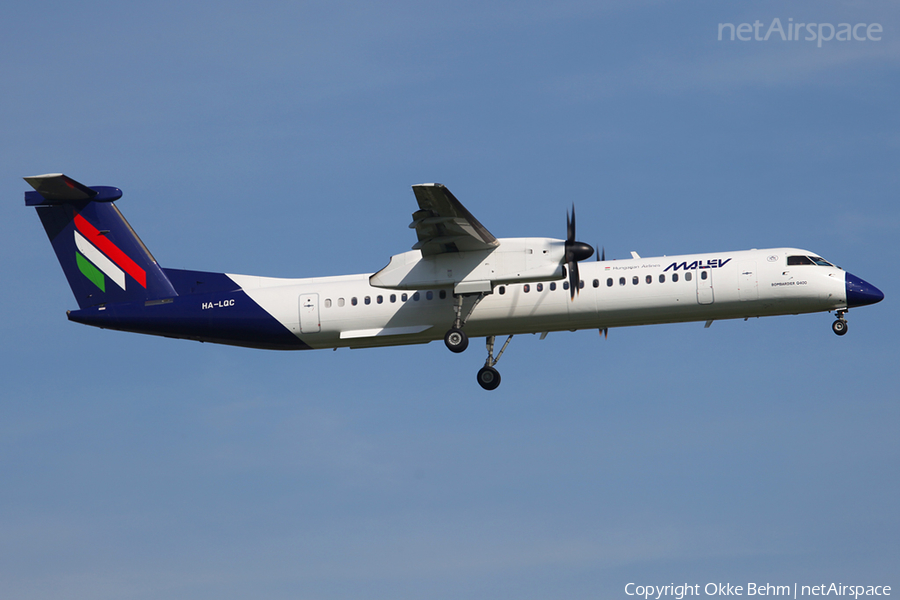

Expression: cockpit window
xmin=788 ymin=255 xmax=834 ymax=267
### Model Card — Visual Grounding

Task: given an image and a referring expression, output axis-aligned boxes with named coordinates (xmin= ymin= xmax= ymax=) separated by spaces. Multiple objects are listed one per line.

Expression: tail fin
xmin=25 ymin=174 xmax=177 ymax=309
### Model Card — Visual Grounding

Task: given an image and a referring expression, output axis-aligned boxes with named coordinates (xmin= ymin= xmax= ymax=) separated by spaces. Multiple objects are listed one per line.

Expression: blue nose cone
xmin=846 ymin=273 xmax=884 ymax=308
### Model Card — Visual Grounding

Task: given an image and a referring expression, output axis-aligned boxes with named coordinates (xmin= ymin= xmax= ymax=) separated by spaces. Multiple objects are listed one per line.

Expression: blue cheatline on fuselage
xmin=66 ymin=287 xmax=311 ymax=350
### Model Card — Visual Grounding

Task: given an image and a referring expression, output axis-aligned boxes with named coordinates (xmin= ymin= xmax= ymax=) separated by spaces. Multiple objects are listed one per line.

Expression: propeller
xmin=597 ymin=242 xmax=608 ymax=338
xmin=565 ymin=205 xmax=594 ymax=300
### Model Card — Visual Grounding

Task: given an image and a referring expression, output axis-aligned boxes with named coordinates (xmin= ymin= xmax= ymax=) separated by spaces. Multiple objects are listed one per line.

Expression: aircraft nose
xmin=845 ymin=273 xmax=884 ymax=308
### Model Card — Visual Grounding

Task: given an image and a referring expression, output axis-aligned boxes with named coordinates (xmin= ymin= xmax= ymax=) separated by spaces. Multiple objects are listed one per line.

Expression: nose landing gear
xmin=832 ymin=310 xmax=848 ymax=336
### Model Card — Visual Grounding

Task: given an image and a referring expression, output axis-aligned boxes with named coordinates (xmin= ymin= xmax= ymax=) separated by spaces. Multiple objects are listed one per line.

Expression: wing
xmin=409 ymin=183 xmax=499 ymax=256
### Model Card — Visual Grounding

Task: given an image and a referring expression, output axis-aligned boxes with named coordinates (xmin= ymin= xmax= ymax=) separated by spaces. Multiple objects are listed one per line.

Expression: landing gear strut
xmin=477 ymin=334 xmax=513 ymax=390
xmin=832 ymin=310 xmax=848 ymax=336
xmin=443 ymin=293 xmax=488 ymax=353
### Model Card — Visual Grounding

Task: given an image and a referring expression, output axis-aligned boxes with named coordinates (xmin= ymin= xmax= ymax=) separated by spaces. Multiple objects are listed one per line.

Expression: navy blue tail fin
xmin=25 ymin=174 xmax=177 ymax=309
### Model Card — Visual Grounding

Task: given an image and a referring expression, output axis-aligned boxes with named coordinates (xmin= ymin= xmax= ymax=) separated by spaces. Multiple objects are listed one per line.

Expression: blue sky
xmin=2 ymin=1 xmax=898 ymax=599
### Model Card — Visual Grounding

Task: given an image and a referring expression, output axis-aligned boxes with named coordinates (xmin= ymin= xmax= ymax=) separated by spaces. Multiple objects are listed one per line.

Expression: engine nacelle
xmin=369 ymin=238 xmax=566 ymax=294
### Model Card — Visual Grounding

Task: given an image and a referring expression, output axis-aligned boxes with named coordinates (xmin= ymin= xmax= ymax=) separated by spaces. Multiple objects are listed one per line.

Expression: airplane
xmin=25 ymin=173 xmax=884 ymax=390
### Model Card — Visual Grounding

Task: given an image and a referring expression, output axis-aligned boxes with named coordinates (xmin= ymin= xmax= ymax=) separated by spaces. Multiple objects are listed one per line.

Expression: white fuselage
xmin=230 ymin=246 xmax=847 ymax=349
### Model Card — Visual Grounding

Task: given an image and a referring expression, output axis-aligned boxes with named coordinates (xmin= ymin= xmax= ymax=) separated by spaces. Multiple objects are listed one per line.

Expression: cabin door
xmin=299 ymin=293 xmax=321 ymax=333
xmin=696 ymin=269 xmax=714 ymax=305
xmin=738 ymin=261 xmax=758 ymax=301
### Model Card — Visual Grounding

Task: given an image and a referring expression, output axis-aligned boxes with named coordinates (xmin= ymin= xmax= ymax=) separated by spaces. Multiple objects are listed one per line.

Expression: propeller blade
xmin=566 ymin=206 xmax=575 ymax=244
xmin=568 ymin=260 xmax=579 ymax=300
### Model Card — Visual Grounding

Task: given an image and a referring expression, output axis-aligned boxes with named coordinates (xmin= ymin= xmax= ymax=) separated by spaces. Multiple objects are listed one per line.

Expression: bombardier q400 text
xmin=25 ymin=174 xmax=884 ymax=390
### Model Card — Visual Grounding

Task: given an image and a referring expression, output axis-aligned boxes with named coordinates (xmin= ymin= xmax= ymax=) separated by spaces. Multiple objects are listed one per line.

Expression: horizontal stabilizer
xmin=25 ymin=173 xmax=95 ymax=201
xmin=24 ymin=173 xmax=122 ymax=206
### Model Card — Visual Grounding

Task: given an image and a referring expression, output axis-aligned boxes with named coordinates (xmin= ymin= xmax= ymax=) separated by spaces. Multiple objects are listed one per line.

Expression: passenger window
xmin=524 ymin=284 xmax=530 ymax=293
xmin=413 ymin=292 xmax=420 ymax=301
xmin=439 ymin=290 xmax=447 ymax=299
xmin=633 ymin=276 xmax=639 ymax=285
xmin=685 ymin=272 xmax=692 ymax=281
xmin=351 ymin=297 xmax=358 ymax=306
xmin=701 ymin=271 xmax=708 ymax=280
xmin=338 ymin=298 xmax=345 ymax=307
xmin=390 ymin=294 xmax=396 ymax=303
xmin=401 ymin=293 xmax=408 ymax=301
xmin=673 ymin=273 xmax=679 ymax=282
xmin=607 ymin=278 xmax=613 ymax=287
xmin=364 ymin=296 xmax=371 ymax=305
xmin=550 ymin=282 xmax=556 ymax=291
xmin=659 ymin=274 xmax=665 ymax=283
xmin=579 ymin=280 xmax=585 ymax=289
xmin=619 ymin=277 xmax=625 ymax=286
xmin=563 ymin=281 xmax=569 ymax=290
xmin=324 ymin=298 xmax=332 ymax=308
xmin=426 ymin=291 xmax=433 ymax=300
xmin=593 ymin=279 xmax=599 ymax=288
xmin=646 ymin=275 xmax=652 ymax=284
xmin=537 ymin=283 xmax=543 ymax=292
xmin=499 ymin=286 xmax=505 ymax=295
xmin=376 ymin=295 xmax=383 ymax=304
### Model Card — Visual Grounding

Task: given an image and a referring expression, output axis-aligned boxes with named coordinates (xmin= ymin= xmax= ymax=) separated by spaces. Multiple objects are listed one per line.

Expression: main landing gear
xmin=443 ymin=293 xmax=488 ymax=353
xmin=476 ymin=334 xmax=513 ymax=390
xmin=832 ymin=310 xmax=848 ymax=336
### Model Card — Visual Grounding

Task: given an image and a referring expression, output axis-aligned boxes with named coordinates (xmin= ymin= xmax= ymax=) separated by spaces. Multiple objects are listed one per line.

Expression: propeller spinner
xmin=565 ymin=206 xmax=594 ymax=300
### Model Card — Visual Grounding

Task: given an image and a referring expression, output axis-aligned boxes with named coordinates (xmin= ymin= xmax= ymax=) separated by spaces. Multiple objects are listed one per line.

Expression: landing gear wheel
xmin=444 ymin=328 xmax=468 ymax=353
xmin=832 ymin=319 xmax=848 ymax=336
xmin=477 ymin=366 xmax=501 ymax=390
